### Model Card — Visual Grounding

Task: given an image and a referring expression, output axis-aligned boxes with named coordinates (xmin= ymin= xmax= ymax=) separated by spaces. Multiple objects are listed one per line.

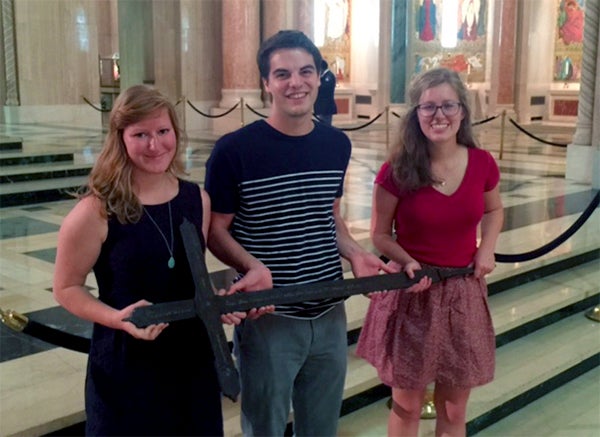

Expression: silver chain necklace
xmin=143 ymin=201 xmax=175 ymax=269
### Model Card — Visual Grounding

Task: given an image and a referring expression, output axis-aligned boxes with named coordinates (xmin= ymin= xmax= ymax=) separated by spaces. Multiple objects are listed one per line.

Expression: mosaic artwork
xmin=411 ymin=0 xmax=487 ymax=83
xmin=553 ymin=0 xmax=585 ymax=82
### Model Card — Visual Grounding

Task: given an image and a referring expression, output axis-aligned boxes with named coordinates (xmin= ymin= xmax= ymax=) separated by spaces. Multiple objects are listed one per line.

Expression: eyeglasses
xmin=416 ymin=101 xmax=462 ymax=117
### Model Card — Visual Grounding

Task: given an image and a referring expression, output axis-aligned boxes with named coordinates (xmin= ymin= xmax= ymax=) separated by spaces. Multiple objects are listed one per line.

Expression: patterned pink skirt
xmin=356 ymin=269 xmax=495 ymax=390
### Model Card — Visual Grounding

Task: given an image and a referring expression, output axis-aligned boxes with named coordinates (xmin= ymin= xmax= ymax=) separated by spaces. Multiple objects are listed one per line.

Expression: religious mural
xmin=553 ymin=0 xmax=585 ymax=82
xmin=411 ymin=0 xmax=487 ymax=83
xmin=315 ymin=0 xmax=351 ymax=82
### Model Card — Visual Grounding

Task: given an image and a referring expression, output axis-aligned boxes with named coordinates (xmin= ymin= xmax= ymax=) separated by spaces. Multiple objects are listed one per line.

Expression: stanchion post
xmin=499 ymin=109 xmax=506 ymax=160
xmin=421 ymin=388 xmax=436 ymax=419
xmin=585 ymin=306 xmax=600 ymax=322
xmin=385 ymin=389 xmax=436 ymax=420
xmin=240 ymin=97 xmax=245 ymax=127
xmin=385 ymin=105 xmax=390 ymax=150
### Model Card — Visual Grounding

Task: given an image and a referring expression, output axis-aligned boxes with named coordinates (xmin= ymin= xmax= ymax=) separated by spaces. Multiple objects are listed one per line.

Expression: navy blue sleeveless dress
xmin=86 ymin=180 xmax=223 ymax=436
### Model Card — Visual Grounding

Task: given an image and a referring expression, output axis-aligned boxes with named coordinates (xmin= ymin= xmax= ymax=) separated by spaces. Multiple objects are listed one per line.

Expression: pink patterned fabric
xmin=356 ymin=268 xmax=495 ymax=390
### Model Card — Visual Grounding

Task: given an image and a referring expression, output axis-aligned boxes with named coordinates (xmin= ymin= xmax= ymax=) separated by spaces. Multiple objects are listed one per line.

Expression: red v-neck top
xmin=375 ymin=148 xmax=500 ymax=267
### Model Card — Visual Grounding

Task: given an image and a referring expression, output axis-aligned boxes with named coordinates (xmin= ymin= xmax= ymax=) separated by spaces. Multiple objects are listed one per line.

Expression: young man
xmin=205 ymin=30 xmax=389 ymax=436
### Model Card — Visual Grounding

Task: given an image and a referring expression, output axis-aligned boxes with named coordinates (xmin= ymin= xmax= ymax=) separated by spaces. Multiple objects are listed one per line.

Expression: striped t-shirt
xmin=205 ymin=120 xmax=351 ymax=319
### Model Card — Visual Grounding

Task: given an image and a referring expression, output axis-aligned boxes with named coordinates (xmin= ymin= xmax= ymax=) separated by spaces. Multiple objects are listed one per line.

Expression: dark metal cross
xmin=125 ymin=218 xmax=474 ymax=401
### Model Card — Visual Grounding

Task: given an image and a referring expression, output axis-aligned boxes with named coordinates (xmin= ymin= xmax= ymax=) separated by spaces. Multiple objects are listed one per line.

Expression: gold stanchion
xmin=0 ymin=307 xmax=28 ymax=332
xmin=421 ymin=389 xmax=436 ymax=419
xmin=385 ymin=388 xmax=436 ymax=420
xmin=499 ymin=109 xmax=506 ymax=160
xmin=1 ymin=307 xmax=91 ymax=352
xmin=385 ymin=105 xmax=390 ymax=150
xmin=240 ymin=97 xmax=245 ymax=127
xmin=585 ymin=306 xmax=600 ymax=322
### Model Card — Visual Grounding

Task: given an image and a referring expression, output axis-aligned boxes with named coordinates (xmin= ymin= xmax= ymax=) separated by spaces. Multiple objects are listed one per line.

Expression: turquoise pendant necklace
xmin=144 ymin=201 xmax=175 ymax=269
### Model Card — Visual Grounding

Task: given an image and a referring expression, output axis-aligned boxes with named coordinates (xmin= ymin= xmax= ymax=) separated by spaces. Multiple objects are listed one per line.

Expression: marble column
xmin=260 ymin=0 xmax=291 ymax=108
xmin=593 ymin=41 xmax=600 ymax=188
xmin=1 ymin=0 xmax=19 ymax=105
xmin=293 ymin=0 xmax=313 ymax=37
xmin=490 ymin=0 xmax=518 ymax=117
xmin=96 ymin=0 xmax=118 ymax=60
xmin=389 ymin=0 xmax=408 ymax=104
xmin=377 ymin=0 xmax=392 ymax=110
xmin=565 ymin=0 xmax=599 ymax=188
xmin=151 ymin=0 xmax=182 ymax=101
xmin=220 ymin=0 xmax=261 ymax=108
xmin=496 ymin=0 xmax=516 ymax=107
xmin=513 ymin=0 xmax=531 ymax=122
xmin=117 ymin=0 xmax=154 ymax=91
xmin=119 ymin=1 xmax=191 ymax=103
xmin=262 ymin=0 xmax=290 ymax=40
xmin=180 ymin=0 xmax=223 ymax=132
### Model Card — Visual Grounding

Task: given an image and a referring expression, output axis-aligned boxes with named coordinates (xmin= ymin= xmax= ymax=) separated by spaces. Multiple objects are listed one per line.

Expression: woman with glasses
xmin=357 ymin=67 xmax=504 ymax=436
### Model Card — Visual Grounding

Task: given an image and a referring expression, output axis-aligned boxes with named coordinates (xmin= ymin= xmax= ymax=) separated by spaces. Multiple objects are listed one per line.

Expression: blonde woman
xmin=53 ymin=85 xmax=241 ymax=435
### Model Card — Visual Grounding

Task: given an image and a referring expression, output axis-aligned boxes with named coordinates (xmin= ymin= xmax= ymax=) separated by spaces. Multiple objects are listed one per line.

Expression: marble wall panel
xmin=554 ymin=98 xmax=579 ymax=116
xmin=14 ymin=0 xmax=99 ymax=105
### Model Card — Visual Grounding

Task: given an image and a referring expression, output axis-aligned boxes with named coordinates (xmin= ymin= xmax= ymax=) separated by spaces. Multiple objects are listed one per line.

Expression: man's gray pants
xmin=234 ymin=303 xmax=347 ymax=436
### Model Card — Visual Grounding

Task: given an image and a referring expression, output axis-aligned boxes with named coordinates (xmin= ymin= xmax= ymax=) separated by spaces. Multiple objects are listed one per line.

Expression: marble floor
xmin=0 ymin=115 xmax=599 ymax=436
xmin=338 ymin=365 xmax=600 ymax=437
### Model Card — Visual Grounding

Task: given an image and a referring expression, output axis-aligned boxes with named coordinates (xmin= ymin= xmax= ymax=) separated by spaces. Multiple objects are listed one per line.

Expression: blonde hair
xmin=83 ymin=85 xmax=186 ymax=223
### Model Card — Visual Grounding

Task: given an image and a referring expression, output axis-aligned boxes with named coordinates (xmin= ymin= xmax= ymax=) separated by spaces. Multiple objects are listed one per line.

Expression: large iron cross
xmin=125 ymin=219 xmax=473 ymax=401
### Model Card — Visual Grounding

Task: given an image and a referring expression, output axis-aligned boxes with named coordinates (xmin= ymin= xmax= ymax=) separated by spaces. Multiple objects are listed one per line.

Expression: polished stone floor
xmin=0 ymin=115 xmax=598 ymax=436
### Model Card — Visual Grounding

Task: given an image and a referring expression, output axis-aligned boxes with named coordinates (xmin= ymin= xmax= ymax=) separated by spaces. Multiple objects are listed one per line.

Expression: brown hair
xmin=389 ymin=68 xmax=479 ymax=192
xmin=257 ymin=30 xmax=323 ymax=80
xmin=83 ymin=84 xmax=186 ymax=223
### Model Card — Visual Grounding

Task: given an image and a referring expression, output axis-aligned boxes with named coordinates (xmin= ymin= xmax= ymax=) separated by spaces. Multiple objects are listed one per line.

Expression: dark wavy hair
xmin=389 ymin=68 xmax=479 ymax=192
xmin=257 ymin=30 xmax=323 ymax=80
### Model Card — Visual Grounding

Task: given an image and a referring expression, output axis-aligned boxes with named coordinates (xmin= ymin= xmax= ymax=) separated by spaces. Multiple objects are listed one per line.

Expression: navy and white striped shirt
xmin=205 ymin=120 xmax=351 ymax=319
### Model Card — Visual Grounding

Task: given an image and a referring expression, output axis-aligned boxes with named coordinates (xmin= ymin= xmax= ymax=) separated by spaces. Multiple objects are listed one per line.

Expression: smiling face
xmin=263 ymin=48 xmax=319 ymax=121
xmin=416 ymin=83 xmax=465 ymax=147
xmin=122 ymin=108 xmax=177 ymax=177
